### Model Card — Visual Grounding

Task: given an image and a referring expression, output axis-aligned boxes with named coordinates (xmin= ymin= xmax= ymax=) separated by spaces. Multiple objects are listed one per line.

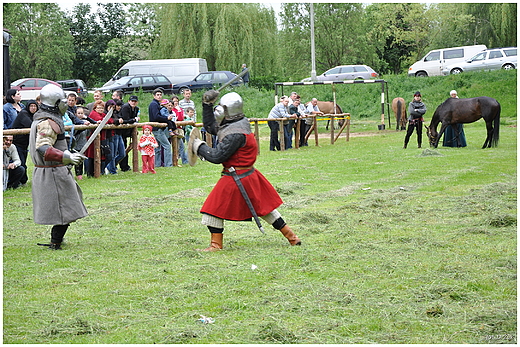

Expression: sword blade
xmin=228 ymin=166 xmax=265 ymax=234
xmin=217 ymin=68 xmax=249 ymax=92
xmin=79 ymin=108 xmax=114 ymax=155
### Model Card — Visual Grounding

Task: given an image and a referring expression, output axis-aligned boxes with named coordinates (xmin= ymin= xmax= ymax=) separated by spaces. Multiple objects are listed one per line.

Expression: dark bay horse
xmin=392 ymin=97 xmax=407 ymax=130
xmin=304 ymin=101 xmax=344 ymax=129
xmin=425 ymin=97 xmax=500 ymax=148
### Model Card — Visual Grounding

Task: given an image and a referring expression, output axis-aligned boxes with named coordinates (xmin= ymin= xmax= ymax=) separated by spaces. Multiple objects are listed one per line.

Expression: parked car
xmin=408 ymin=44 xmax=487 ymax=77
xmin=100 ymin=74 xmax=173 ymax=94
xmin=442 ymin=47 xmax=517 ymax=75
xmin=301 ymin=65 xmax=379 ymax=82
xmin=10 ymin=78 xmax=61 ymax=100
xmin=171 ymin=71 xmax=243 ymax=95
xmin=57 ymin=79 xmax=88 ymax=98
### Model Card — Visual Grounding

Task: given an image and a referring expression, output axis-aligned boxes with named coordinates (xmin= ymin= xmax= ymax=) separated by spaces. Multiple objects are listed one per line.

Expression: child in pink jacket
xmin=139 ymin=125 xmax=159 ymax=173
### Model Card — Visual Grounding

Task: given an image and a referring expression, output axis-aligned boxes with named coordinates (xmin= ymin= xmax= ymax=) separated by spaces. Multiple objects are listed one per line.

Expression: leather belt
xmin=222 ymin=167 xmax=255 ymax=178
xmin=35 ymin=164 xmax=65 ymax=168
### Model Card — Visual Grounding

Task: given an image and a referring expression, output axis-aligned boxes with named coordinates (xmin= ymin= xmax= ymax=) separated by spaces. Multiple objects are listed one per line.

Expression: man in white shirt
xmin=3 ymin=135 xmax=25 ymax=190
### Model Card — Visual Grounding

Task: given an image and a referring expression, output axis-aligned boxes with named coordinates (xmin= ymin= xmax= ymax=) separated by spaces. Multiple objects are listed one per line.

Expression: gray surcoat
xmin=29 ymin=110 xmax=88 ymax=225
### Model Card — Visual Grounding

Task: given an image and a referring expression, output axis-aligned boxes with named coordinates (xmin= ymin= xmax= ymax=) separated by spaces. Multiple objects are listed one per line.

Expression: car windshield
xmin=470 ymin=52 xmax=487 ymax=61
xmin=113 ymin=76 xmax=132 ymax=86
xmin=195 ymin=73 xmax=212 ymax=81
xmin=11 ymin=79 xmax=27 ymax=87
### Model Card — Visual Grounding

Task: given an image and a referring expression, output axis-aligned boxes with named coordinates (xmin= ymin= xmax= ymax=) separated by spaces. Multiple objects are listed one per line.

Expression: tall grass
xmin=3 ymin=70 xmax=516 ymax=344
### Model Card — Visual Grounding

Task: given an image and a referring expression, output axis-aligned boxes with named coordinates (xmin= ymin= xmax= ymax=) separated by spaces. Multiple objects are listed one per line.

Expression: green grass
xmin=3 ymin=69 xmax=516 ymax=343
xmin=3 ymin=120 xmax=516 ymax=344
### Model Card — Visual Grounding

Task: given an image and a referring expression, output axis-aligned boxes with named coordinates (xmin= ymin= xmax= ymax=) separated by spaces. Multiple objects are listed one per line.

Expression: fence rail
xmin=3 ymin=115 xmax=350 ymax=178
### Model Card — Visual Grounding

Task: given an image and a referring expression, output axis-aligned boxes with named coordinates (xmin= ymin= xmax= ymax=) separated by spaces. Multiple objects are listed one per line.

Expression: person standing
xmin=404 ymin=91 xmax=427 ymax=149
xmin=267 ymin=96 xmax=291 ymax=151
xmin=118 ymin=95 xmax=140 ymax=171
xmin=86 ymin=90 xmax=104 ymax=115
xmin=190 ymin=90 xmax=301 ymax=251
xmin=241 ymin=64 xmax=250 ymax=87
xmin=148 ymin=88 xmax=173 ymax=167
xmin=179 ymin=89 xmax=196 ymax=123
xmin=3 ymin=89 xmax=25 ymax=129
xmin=29 ymin=84 xmax=88 ymax=250
xmin=139 ymin=125 xmax=159 ymax=174
xmin=171 ymin=95 xmax=189 ymax=166
xmin=442 ymin=90 xmax=467 ymax=148
xmin=11 ymin=100 xmax=38 ymax=185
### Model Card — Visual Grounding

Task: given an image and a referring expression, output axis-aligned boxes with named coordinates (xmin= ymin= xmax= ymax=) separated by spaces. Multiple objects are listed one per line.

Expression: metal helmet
xmin=218 ymin=92 xmax=244 ymax=123
xmin=39 ymin=84 xmax=67 ymax=114
xmin=214 ymin=105 xmax=226 ymax=125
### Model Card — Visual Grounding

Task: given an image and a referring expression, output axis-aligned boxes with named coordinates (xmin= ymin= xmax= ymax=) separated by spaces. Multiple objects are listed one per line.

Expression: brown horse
xmin=425 ymin=97 xmax=500 ymax=148
xmin=305 ymin=101 xmax=344 ymax=129
xmin=392 ymin=97 xmax=407 ymax=130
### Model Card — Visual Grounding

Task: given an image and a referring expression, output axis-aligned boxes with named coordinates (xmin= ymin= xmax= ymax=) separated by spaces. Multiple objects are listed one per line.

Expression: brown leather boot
xmin=200 ymin=233 xmax=223 ymax=252
xmin=280 ymin=225 xmax=301 ymax=245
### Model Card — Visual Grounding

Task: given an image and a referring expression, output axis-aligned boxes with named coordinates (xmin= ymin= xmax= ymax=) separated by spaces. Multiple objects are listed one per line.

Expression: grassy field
xmin=3 ymin=70 xmax=517 ymax=343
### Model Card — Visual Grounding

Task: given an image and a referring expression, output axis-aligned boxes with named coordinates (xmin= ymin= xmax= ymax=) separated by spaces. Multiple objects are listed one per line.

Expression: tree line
xmin=3 ymin=3 xmax=516 ymax=89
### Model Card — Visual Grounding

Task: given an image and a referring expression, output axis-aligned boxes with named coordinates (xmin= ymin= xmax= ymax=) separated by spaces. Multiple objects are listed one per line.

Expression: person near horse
xmin=190 ymin=90 xmax=302 ymax=251
xmin=29 ymin=84 xmax=88 ymax=250
xmin=267 ymin=96 xmax=291 ymax=151
xmin=404 ymin=91 xmax=426 ymax=149
xmin=442 ymin=90 xmax=467 ymax=147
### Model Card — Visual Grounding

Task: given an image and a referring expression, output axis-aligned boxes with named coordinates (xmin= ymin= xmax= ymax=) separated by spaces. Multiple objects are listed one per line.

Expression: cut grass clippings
xmin=3 ymin=113 xmax=517 ymax=344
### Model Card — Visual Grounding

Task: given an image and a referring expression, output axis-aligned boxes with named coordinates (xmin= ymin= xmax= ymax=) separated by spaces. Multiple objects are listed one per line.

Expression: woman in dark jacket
xmin=11 ymin=100 xmax=39 ymax=185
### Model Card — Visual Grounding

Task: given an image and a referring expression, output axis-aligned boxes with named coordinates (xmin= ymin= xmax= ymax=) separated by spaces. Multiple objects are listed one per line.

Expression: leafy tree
xmin=3 ymin=3 xmax=74 ymax=82
xmin=280 ymin=3 xmax=375 ymax=80
xmin=67 ymin=3 xmax=105 ymax=85
xmin=365 ymin=3 xmax=429 ymax=74
xmin=153 ymin=3 xmax=281 ymax=77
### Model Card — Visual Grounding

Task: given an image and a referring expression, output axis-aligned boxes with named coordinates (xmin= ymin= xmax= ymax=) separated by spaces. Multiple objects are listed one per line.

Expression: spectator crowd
xmin=3 ymin=84 xmax=325 ymax=190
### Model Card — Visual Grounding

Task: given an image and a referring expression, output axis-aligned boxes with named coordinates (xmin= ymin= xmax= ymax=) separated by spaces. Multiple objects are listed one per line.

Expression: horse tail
xmin=492 ymin=103 xmax=500 ymax=147
xmin=396 ymin=99 xmax=402 ymax=121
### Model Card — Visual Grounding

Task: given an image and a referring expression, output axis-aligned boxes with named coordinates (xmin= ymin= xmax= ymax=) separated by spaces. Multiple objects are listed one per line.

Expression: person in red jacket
xmin=190 ymin=90 xmax=301 ymax=251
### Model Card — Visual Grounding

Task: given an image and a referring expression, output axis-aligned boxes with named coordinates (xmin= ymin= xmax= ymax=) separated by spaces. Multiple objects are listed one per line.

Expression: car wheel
xmin=416 ymin=71 xmax=428 ymax=77
xmin=450 ymin=68 xmax=463 ymax=75
xmin=502 ymin=64 xmax=515 ymax=70
xmin=178 ymin=87 xmax=188 ymax=95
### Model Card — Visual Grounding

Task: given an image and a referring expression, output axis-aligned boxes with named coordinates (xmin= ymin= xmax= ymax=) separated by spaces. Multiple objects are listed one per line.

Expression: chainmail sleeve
xmin=197 ymin=133 xmax=246 ymax=164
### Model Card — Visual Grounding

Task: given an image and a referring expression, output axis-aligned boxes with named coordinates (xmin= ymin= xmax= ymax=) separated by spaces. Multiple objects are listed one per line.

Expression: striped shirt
xmin=179 ymin=99 xmax=196 ymax=123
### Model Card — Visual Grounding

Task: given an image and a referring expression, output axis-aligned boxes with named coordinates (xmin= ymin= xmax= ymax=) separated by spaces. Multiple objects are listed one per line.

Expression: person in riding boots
xmin=404 ymin=91 xmax=427 ymax=149
xmin=189 ymin=90 xmax=302 ymax=251
xmin=30 ymin=84 xmax=88 ymax=250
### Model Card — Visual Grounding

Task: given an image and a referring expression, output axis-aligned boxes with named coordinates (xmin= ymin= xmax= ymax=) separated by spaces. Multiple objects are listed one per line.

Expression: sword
xmin=78 ymin=108 xmax=114 ymax=155
xmin=228 ymin=166 xmax=265 ymax=234
xmin=217 ymin=68 xmax=249 ymax=92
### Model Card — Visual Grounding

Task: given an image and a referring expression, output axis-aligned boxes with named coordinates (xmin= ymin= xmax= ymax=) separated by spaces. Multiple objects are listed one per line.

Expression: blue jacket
xmin=3 ymin=103 xmax=25 ymax=129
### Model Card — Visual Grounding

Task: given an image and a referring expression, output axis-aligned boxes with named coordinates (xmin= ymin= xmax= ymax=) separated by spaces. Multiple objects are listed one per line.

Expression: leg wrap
xmin=51 ymin=224 xmax=69 ymax=244
xmin=208 ymin=226 xmax=223 ymax=234
xmin=271 ymin=217 xmax=286 ymax=230
xmin=260 ymin=209 xmax=282 ymax=225
xmin=201 ymin=213 xmax=224 ymax=229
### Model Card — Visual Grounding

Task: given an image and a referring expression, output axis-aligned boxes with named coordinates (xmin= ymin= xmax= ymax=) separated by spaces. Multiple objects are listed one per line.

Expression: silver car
xmin=442 ymin=47 xmax=517 ymax=75
xmin=302 ymin=65 xmax=379 ymax=82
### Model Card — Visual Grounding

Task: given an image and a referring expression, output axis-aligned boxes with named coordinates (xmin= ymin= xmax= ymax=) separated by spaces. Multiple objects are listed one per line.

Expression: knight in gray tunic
xmin=29 ymin=84 xmax=88 ymax=250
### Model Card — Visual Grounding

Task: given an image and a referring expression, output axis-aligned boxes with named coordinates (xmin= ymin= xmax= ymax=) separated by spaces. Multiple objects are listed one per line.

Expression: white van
xmin=102 ymin=58 xmax=208 ymax=87
xmin=408 ymin=45 xmax=487 ymax=77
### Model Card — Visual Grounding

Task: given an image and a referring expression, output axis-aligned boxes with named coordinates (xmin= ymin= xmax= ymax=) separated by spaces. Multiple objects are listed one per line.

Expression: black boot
xmin=38 ymin=224 xmax=69 ymax=250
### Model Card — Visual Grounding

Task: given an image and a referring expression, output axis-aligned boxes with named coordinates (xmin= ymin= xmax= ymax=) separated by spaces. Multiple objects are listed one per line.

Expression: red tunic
xmin=200 ymin=133 xmax=283 ymax=221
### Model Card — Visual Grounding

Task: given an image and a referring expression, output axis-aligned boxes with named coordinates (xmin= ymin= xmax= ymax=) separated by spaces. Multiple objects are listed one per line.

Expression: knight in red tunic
xmin=190 ymin=90 xmax=301 ymax=251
